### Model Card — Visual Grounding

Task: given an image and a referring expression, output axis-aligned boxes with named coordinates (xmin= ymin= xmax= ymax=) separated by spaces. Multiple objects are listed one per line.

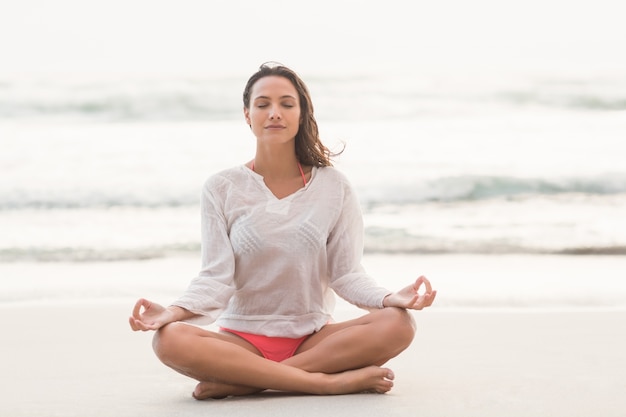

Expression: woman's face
xmin=244 ymin=75 xmax=301 ymax=145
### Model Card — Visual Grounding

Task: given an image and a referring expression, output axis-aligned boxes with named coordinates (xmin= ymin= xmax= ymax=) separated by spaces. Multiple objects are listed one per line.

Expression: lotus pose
xmin=129 ymin=63 xmax=437 ymax=399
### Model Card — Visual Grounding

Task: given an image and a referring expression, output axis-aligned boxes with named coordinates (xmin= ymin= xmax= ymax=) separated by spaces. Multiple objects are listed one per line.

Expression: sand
xmin=1 ymin=253 xmax=625 ymax=416
xmin=1 ymin=301 xmax=625 ymax=417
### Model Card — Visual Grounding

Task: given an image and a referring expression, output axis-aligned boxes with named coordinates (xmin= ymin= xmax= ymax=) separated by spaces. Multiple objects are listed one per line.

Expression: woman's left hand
xmin=383 ymin=276 xmax=437 ymax=310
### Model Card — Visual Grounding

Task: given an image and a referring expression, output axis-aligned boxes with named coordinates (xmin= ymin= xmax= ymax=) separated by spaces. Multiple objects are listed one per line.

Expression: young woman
xmin=129 ymin=63 xmax=437 ymax=399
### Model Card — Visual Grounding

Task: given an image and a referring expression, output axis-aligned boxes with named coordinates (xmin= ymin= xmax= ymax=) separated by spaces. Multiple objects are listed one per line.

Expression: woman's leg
xmin=152 ymin=322 xmax=395 ymax=398
xmin=189 ymin=307 xmax=415 ymax=399
xmin=287 ymin=307 xmax=416 ymax=373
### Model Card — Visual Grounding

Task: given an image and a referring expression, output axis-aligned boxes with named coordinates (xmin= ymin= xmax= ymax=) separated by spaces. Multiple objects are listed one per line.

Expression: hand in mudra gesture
xmin=384 ymin=276 xmax=437 ymax=310
xmin=129 ymin=298 xmax=176 ymax=331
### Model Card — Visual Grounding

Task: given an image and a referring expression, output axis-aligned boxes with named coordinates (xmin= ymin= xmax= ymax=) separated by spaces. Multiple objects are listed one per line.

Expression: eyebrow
xmin=253 ymin=95 xmax=297 ymax=100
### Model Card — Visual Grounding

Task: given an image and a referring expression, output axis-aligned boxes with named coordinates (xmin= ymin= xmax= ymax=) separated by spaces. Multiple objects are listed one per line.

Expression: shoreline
xmin=1 ymin=253 xmax=625 ymax=310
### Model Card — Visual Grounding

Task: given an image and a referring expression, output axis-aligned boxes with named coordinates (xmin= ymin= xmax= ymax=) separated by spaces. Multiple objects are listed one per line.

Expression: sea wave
xmin=1 ymin=174 xmax=625 ymax=210
xmin=0 ymin=244 xmax=199 ymax=263
xmin=499 ymin=91 xmax=626 ymax=111
xmin=363 ymin=233 xmax=626 ymax=256
xmin=358 ymin=175 xmax=626 ymax=206
xmin=0 ymin=189 xmax=199 ymax=210
xmin=2 ymin=240 xmax=625 ymax=263
xmin=0 ymin=77 xmax=243 ymax=121
xmin=1 ymin=74 xmax=625 ymax=122
xmin=496 ymin=77 xmax=626 ymax=111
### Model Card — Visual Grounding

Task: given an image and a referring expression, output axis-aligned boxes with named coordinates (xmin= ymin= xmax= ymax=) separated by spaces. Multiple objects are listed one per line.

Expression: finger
xmin=414 ymin=276 xmax=433 ymax=296
xmin=406 ymin=293 xmax=420 ymax=308
xmin=414 ymin=276 xmax=425 ymax=293
xmin=411 ymin=294 xmax=428 ymax=310
xmin=132 ymin=317 xmax=158 ymax=332
xmin=422 ymin=277 xmax=433 ymax=293
xmin=129 ymin=316 xmax=142 ymax=331
xmin=132 ymin=298 xmax=149 ymax=319
xmin=427 ymin=290 xmax=438 ymax=306
xmin=420 ymin=291 xmax=437 ymax=310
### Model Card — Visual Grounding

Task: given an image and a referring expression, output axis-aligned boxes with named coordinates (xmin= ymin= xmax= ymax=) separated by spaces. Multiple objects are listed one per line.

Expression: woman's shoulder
xmin=202 ymin=165 xmax=249 ymax=192
xmin=316 ymin=166 xmax=348 ymax=181
xmin=314 ymin=165 xmax=351 ymax=184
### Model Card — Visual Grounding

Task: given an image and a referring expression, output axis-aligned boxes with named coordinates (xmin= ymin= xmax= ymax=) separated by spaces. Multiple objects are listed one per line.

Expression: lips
xmin=265 ymin=124 xmax=285 ymax=129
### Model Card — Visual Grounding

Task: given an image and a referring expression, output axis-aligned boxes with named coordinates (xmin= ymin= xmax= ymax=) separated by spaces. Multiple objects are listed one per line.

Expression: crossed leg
xmin=153 ymin=307 xmax=416 ymax=399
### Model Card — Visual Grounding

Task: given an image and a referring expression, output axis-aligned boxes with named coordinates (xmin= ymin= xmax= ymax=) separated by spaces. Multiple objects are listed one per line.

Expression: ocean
xmin=1 ymin=70 xmax=626 ymax=309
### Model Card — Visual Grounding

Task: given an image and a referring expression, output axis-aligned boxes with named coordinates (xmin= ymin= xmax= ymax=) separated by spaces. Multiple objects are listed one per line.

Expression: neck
xmin=252 ymin=144 xmax=301 ymax=180
xmin=251 ymin=145 xmax=308 ymax=188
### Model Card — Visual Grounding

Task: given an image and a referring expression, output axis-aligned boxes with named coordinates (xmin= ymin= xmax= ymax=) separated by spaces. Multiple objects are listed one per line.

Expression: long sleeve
xmin=171 ymin=177 xmax=236 ymax=325
xmin=327 ymin=177 xmax=391 ymax=309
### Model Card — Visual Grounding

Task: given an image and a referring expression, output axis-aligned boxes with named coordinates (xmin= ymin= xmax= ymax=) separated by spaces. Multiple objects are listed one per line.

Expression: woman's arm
xmin=327 ymin=175 xmax=392 ymax=308
xmin=168 ymin=175 xmax=237 ymax=325
xmin=328 ymin=173 xmax=436 ymax=311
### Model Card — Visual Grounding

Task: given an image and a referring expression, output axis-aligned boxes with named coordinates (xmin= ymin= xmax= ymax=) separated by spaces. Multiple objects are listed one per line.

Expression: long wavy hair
xmin=243 ymin=62 xmax=340 ymax=167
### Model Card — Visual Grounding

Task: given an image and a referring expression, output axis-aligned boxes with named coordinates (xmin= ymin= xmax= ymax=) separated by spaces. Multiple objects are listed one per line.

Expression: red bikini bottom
xmin=220 ymin=327 xmax=309 ymax=362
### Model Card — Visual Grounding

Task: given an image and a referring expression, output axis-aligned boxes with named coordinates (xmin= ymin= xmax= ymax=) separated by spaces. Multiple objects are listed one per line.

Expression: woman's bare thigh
xmin=294 ymin=309 xmax=388 ymax=354
xmin=169 ymin=322 xmax=263 ymax=357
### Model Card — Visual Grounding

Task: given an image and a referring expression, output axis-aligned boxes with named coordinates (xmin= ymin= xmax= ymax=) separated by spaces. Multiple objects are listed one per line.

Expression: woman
xmin=129 ymin=63 xmax=437 ymax=399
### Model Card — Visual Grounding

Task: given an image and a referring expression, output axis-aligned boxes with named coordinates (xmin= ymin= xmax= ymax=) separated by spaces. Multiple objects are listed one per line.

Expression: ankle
xmin=312 ymin=372 xmax=335 ymax=395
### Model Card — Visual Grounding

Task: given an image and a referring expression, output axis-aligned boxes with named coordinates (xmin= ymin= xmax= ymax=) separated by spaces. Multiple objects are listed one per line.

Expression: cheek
xmin=248 ymin=110 xmax=262 ymax=125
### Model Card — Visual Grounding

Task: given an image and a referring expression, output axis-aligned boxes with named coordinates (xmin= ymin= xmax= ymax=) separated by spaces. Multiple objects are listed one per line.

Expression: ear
xmin=244 ymin=107 xmax=251 ymax=126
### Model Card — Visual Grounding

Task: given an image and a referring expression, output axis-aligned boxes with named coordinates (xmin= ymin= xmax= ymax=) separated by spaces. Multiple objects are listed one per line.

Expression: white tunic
xmin=172 ymin=165 xmax=391 ymax=337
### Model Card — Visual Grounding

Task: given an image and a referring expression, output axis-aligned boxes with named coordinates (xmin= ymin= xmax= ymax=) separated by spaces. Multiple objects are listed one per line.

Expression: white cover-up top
xmin=172 ymin=165 xmax=391 ymax=338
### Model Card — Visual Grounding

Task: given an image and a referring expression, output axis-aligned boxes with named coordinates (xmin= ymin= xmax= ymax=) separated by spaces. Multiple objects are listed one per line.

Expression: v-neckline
xmin=246 ymin=165 xmax=315 ymax=201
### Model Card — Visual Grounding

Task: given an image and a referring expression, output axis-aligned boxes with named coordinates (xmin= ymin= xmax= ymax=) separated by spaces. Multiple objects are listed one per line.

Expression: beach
xmin=1 ymin=254 xmax=625 ymax=417
xmin=3 ymin=1 xmax=626 ymax=415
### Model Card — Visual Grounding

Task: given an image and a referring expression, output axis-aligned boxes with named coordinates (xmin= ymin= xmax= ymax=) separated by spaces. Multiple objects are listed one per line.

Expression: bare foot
xmin=323 ymin=366 xmax=395 ymax=395
xmin=192 ymin=380 xmax=263 ymax=400
xmin=193 ymin=366 xmax=394 ymax=399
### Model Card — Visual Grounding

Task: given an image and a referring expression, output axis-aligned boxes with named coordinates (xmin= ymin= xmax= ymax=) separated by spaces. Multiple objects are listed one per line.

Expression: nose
xmin=269 ymin=105 xmax=281 ymax=120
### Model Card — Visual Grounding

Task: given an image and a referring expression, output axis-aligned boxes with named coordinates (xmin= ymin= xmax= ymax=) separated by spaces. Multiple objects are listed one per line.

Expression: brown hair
xmin=243 ymin=62 xmax=340 ymax=167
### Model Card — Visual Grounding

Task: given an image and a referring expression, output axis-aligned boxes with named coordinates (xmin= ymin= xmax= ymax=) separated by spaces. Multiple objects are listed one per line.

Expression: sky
xmin=1 ymin=0 xmax=625 ymax=78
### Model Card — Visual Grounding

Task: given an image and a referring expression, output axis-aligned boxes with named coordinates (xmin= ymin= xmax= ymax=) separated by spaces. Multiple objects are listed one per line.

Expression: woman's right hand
xmin=128 ymin=298 xmax=178 ymax=331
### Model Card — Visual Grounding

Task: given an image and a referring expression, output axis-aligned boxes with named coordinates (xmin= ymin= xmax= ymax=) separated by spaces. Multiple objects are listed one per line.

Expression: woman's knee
xmin=377 ymin=307 xmax=416 ymax=347
xmin=152 ymin=322 xmax=189 ymax=364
